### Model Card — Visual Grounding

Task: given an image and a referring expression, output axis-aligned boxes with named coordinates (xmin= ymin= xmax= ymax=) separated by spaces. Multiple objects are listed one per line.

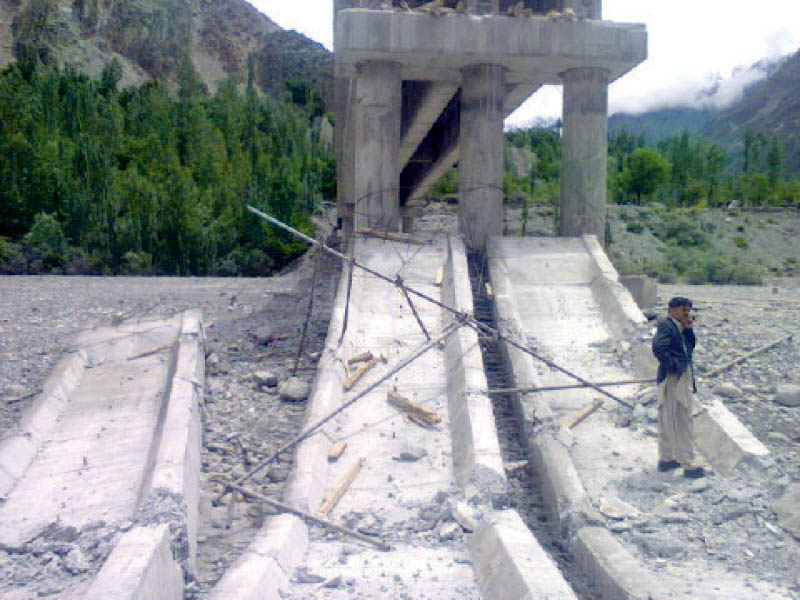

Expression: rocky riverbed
xmin=609 ymin=281 xmax=800 ymax=597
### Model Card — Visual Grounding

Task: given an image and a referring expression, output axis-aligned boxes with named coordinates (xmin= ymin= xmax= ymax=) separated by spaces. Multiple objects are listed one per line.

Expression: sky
xmin=250 ymin=0 xmax=800 ymax=127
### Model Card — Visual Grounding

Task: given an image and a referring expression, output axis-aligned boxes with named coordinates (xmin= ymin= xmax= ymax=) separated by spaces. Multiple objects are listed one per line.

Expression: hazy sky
xmin=250 ymin=0 xmax=800 ymax=126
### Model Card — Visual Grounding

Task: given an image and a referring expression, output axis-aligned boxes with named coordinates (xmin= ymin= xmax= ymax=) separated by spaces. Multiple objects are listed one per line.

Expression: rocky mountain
xmin=0 ymin=0 xmax=331 ymax=98
xmin=610 ymin=49 xmax=800 ymax=173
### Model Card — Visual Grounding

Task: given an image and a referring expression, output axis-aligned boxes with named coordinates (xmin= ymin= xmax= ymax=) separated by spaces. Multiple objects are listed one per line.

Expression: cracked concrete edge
xmin=142 ymin=310 xmax=205 ymax=574
xmin=468 ymin=509 xmax=578 ymax=600
xmin=209 ymin=514 xmax=308 ymax=600
xmin=83 ymin=524 xmax=184 ymax=600
xmin=0 ymin=347 xmax=88 ymax=497
xmin=487 ymin=238 xmax=666 ymax=600
xmin=443 ymin=235 xmax=507 ymax=499
xmin=581 ymin=234 xmax=646 ymax=332
xmin=208 ymin=263 xmax=354 ymax=600
xmin=486 ymin=237 xmax=553 ymax=428
xmin=693 ymin=398 xmax=771 ymax=476
xmin=571 ymin=527 xmax=667 ymax=600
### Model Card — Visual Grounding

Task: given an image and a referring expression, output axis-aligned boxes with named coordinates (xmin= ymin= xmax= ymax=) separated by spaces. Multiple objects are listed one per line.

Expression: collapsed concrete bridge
xmin=332 ymin=0 xmax=647 ymax=248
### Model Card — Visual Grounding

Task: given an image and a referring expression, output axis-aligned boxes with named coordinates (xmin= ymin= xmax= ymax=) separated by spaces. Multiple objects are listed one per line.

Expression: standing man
xmin=652 ymin=297 xmax=705 ymax=479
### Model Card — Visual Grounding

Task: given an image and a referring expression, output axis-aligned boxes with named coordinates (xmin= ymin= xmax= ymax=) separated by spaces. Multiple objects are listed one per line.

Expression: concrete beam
xmin=335 ymin=10 xmax=646 ymax=85
xmin=400 ymin=83 xmax=539 ymax=205
xmin=400 ymin=81 xmax=459 ymax=168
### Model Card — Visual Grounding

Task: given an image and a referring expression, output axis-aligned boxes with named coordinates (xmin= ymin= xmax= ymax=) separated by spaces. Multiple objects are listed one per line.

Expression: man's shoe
xmin=684 ymin=466 xmax=705 ymax=479
xmin=657 ymin=460 xmax=680 ymax=472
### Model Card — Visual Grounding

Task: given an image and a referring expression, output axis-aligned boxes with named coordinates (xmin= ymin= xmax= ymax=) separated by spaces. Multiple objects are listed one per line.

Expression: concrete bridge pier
xmin=353 ymin=60 xmax=402 ymax=232
xmin=559 ymin=66 xmax=609 ymax=243
xmin=459 ymin=64 xmax=507 ymax=251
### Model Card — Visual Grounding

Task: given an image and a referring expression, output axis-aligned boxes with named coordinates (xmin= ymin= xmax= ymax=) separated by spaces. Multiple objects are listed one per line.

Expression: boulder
xmin=774 ymin=384 xmax=800 ymax=407
xmin=278 ymin=377 xmax=310 ymax=402
xmin=253 ymin=371 xmax=279 ymax=388
xmin=714 ymin=382 xmax=742 ymax=399
xmin=773 ymin=484 xmax=800 ymax=540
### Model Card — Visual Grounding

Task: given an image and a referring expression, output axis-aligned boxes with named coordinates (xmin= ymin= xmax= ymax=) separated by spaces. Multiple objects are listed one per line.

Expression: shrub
xmin=655 ymin=214 xmax=709 ymax=248
xmin=121 ymin=251 xmax=152 ymax=275
xmin=0 ymin=237 xmax=26 ymax=274
xmin=733 ymin=236 xmax=749 ymax=249
xmin=626 ymin=221 xmax=645 ymax=234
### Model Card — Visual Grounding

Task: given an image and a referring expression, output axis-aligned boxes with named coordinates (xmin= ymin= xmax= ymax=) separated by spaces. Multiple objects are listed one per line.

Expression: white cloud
xmin=245 ymin=0 xmax=800 ymax=124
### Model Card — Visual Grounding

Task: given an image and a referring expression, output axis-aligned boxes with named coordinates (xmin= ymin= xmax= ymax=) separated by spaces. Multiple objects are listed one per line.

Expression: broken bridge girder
xmin=246 ymin=205 xmax=634 ymax=410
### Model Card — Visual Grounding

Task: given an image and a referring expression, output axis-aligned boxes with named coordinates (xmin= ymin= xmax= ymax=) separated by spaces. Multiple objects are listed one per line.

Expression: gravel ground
xmin=606 ymin=280 xmax=800 ymax=597
xmin=2 ymin=202 xmax=798 ymax=598
xmin=0 ymin=216 xmax=343 ymax=598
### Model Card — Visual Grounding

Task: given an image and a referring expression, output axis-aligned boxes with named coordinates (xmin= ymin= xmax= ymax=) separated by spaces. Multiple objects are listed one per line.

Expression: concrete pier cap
xmin=333 ymin=6 xmax=647 ymax=243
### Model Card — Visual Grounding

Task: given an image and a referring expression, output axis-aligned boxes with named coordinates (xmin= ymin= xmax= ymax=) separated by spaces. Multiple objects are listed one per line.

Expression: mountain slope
xmin=610 ymin=49 xmax=800 ymax=172
xmin=0 ymin=0 xmax=331 ymax=98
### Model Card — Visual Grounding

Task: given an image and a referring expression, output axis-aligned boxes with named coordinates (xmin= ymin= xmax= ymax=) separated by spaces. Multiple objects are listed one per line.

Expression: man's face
xmin=669 ymin=304 xmax=691 ymax=322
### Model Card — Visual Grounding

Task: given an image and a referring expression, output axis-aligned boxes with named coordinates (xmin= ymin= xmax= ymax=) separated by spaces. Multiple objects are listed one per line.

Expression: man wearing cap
xmin=651 ymin=296 xmax=704 ymax=479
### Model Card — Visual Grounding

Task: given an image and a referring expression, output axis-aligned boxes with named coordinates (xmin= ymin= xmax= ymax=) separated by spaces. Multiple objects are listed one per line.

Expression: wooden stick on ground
xmin=433 ymin=266 xmax=444 ymax=286
xmin=702 ymin=333 xmax=793 ymax=379
xmin=562 ymin=398 xmax=604 ymax=430
xmin=348 ymin=351 xmax=374 ymax=366
xmin=387 ymin=390 xmax=441 ymax=426
xmin=344 ymin=356 xmax=382 ymax=390
xmin=328 ymin=441 xmax=347 ymax=461
xmin=213 ymin=480 xmax=391 ymax=552
xmin=318 ymin=457 xmax=365 ymax=515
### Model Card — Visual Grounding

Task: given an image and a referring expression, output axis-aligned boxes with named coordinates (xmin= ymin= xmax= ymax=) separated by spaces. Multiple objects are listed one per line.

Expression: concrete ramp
xmin=0 ymin=312 xmax=203 ymax=599
xmin=488 ymin=235 xmax=790 ymax=599
xmin=211 ymin=233 xmax=577 ymax=600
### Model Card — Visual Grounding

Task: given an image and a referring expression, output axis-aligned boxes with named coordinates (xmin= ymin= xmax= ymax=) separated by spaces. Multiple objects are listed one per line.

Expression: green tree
xmin=625 ymin=147 xmax=670 ymax=204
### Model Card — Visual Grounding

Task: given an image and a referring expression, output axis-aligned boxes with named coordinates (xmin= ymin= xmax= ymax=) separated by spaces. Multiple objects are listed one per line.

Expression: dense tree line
xmin=0 ymin=57 xmax=334 ymax=275
xmin=502 ymin=125 xmax=800 ymax=209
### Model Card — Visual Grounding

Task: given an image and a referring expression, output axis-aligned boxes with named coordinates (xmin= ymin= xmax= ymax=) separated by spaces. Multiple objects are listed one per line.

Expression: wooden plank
xmin=387 ymin=390 xmax=441 ymax=426
xmin=433 ymin=266 xmax=444 ymax=287
xmin=562 ymin=398 xmax=603 ymax=430
xmin=348 ymin=351 xmax=374 ymax=366
xmin=328 ymin=441 xmax=347 ymax=462
xmin=318 ymin=457 xmax=365 ymax=515
xmin=344 ymin=357 xmax=381 ymax=391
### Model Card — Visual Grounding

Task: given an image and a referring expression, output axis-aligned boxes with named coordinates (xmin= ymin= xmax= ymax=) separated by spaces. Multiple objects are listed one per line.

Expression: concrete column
xmin=334 ymin=77 xmax=357 ymax=238
xmin=459 ymin=64 xmax=507 ymax=251
xmin=559 ymin=67 xmax=609 ymax=242
xmin=353 ymin=60 xmax=402 ymax=232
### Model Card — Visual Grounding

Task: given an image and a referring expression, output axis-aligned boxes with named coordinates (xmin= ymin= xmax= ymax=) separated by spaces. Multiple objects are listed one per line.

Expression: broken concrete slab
xmin=84 ymin=525 xmax=183 ymax=600
xmin=693 ymin=398 xmax=770 ymax=475
xmin=469 ymin=510 xmax=577 ymax=600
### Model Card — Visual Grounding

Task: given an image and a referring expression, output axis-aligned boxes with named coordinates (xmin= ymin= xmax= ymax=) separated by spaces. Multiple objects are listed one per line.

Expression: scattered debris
xmin=387 ymin=390 xmax=441 ymax=427
xmin=393 ymin=443 xmax=428 ymax=462
xmin=433 ymin=266 xmax=444 ymax=286
xmin=562 ymin=398 xmax=604 ymax=429
xmin=318 ymin=458 xmax=366 ymax=515
xmin=328 ymin=441 xmax=348 ymax=462
xmin=344 ymin=356 xmax=384 ymax=391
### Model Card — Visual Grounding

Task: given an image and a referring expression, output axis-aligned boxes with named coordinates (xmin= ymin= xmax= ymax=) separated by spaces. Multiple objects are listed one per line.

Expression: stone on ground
xmin=773 ymin=384 xmax=800 ymax=407
xmin=772 ymin=484 xmax=800 ymax=540
xmin=279 ymin=377 xmax=310 ymax=402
